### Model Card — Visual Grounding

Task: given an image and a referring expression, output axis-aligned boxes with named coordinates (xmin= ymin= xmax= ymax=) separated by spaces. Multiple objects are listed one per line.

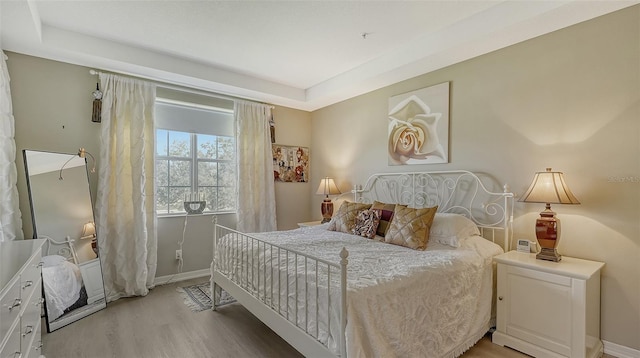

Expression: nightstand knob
xmin=498 ymin=296 xmax=503 ymax=301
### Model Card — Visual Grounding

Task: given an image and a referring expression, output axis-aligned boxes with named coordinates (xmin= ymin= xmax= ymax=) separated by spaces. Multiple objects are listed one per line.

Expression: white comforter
xmin=42 ymin=255 xmax=83 ymax=321
xmin=215 ymin=224 xmax=503 ymax=358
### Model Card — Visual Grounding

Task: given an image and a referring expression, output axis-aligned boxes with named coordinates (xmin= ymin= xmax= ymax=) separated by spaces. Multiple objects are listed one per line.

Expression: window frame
xmin=155 ymin=129 xmax=237 ymax=217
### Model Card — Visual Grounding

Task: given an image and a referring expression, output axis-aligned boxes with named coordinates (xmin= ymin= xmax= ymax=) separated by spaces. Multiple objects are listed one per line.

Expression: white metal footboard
xmin=211 ymin=218 xmax=348 ymax=358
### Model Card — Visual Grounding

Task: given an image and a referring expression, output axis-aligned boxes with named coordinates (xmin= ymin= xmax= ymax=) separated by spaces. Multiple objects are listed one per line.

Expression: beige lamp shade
xmin=81 ymin=221 xmax=96 ymax=240
xmin=316 ymin=178 xmax=341 ymax=197
xmin=520 ymin=168 xmax=580 ymax=204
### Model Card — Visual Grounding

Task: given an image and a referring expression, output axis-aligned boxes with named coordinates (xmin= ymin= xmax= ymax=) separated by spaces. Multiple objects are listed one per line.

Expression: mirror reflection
xmin=23 ymin=149 xmax=106 ymax=332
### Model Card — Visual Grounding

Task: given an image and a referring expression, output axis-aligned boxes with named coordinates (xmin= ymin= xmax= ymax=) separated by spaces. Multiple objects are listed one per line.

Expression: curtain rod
xmin=88 ymin=69 xmax=275 ymax=109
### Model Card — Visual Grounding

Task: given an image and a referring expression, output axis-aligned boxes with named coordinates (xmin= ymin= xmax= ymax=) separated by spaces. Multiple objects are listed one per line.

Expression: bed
xmin=40 ymin=237 xmax=88 ymax=322
xmin=211 ymin=171 xmax=514 ymax=357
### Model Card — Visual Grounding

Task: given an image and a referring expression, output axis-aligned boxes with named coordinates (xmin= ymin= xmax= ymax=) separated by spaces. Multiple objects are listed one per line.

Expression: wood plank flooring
xmin=42 ymin=278 xmax=609 ymax=358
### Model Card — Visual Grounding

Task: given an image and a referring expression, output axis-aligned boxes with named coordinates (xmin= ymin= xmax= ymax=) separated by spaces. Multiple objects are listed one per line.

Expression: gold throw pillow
xmin=384 ymin=205 xmax=438 ymax=250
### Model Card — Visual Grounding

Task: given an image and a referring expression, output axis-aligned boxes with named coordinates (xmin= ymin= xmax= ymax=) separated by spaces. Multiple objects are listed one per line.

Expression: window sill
xmin=157 ymin=211 xmax=236 ymax=219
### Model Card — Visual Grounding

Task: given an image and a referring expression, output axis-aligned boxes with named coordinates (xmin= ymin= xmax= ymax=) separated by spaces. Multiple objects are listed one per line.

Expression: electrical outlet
xmin=175 ymin=249 xmax=182 ymax=260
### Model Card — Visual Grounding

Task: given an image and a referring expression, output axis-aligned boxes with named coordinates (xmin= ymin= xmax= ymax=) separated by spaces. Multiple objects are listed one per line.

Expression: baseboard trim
xmin=604 ymin=340 xmax=640 ymax=358
xmin=154 ymin=269 xmax=210 ymax=286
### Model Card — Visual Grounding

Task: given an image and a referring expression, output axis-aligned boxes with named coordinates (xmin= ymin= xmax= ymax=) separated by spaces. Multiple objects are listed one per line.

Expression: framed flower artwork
xmin=272 ymin=144 xmax=309 ymax=182
xmin=388 ymin=82 xmax=450 ymax=165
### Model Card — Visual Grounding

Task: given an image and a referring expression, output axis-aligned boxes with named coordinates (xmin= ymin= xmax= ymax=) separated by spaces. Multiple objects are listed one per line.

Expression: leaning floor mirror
xmin=23 ymin=149 xmax=107 ymax=332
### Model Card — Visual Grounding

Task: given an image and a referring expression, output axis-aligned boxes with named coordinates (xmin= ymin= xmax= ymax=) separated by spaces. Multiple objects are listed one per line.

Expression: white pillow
xmin=430 ymin=213 xmax=480 ymax=247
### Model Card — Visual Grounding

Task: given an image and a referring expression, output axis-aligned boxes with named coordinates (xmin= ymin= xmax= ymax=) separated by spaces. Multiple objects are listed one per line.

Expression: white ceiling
xmin=1 ymin=0 xmax=637 ymax=111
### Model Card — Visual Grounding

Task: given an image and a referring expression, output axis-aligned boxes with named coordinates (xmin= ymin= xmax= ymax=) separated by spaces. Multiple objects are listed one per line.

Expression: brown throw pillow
xmin=352 ymin=209 xmax=382 ymax=239
xmin=371 ymin=201 xmax=400 ymax=237
xmin=384 ymin=205 xmax=438 ymax=250
xmin=328 ymin=201 xmax=372 ymax=234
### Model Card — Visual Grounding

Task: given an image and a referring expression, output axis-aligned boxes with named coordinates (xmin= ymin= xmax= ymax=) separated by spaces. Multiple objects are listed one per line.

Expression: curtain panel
xmin=0 ymin=51 xmax=23 ymax=242
xmin=235 ymin=101 xmax=277 ymax=232
xmin=96 ymin=73 xmax=157 ymax=301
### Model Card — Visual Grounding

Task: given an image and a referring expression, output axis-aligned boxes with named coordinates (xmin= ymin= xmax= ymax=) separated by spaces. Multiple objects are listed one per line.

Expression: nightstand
xmin=492 ymin=251 xmax=604 ymax=358
xmin=78 ymin=258 xmax=105 ymax=304
xmin=297 ymin=221 xmax=322 ymax=228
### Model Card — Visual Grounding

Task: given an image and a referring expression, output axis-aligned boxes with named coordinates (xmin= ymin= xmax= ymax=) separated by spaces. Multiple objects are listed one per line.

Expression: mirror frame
xmin=23 ymin=149 xmax=107 ymax=332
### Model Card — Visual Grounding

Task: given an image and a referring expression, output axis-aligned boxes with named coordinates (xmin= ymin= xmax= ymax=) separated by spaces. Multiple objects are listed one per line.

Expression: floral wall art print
xmin=272 ymin=144 xmax=310 ymax=182
xmin=388 ymin=82 xmax=449 ymax=165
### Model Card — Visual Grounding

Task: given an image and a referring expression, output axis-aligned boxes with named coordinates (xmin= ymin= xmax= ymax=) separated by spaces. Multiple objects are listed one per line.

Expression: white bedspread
xmin=215 ymin=224 xmax=503 ymax=358
xmin=42 ymin=255 xmax=83 ymax=321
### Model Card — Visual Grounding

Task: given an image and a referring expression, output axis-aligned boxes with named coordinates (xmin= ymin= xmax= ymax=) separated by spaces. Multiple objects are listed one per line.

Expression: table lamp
xmin=520 ymin=168 xmax=580 ymax=262
xmin=81 ymin=222 xmax=96 ymax=240
xmin=316 ymin=177 xmax=341 ymax=223
xmin=81 ymin=221 xmax=98 ymax=255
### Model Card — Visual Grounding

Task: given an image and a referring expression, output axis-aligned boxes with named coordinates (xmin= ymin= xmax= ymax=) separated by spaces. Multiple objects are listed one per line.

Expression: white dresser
xmin=493 ymin=251 xmax=604 ymax=358
xmin=0 ymin=239 xmax=46 ymax=358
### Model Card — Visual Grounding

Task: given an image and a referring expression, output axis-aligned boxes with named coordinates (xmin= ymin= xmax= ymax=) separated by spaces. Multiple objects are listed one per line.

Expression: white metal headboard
xmin=353 ymin=171 xmax=514 ymax=250
xmin=38 ymin=235 xmax=79 ymax=264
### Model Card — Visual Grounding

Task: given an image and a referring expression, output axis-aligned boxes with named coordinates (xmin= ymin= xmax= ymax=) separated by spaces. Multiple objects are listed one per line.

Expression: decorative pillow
xmin=371 ymin=201 xmax=401 ymax=237
xmin=430 ymin=213 xmax=481 ymax=247
xmin=352 ymin=209 xmax=382 ymax=239
xmin=384 ymin=205 xmax=438 ymax=250
xmin=328 ymin=201 xmax=372 ymax=234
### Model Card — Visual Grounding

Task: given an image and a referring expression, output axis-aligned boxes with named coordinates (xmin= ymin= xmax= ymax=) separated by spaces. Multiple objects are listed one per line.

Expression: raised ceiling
xmin=1 ymin=1 xmax=636 ymax=111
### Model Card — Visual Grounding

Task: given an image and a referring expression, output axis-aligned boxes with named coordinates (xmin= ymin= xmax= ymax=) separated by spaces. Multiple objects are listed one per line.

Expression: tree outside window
xmin=156 ymin=129 xmax=236 ymax=215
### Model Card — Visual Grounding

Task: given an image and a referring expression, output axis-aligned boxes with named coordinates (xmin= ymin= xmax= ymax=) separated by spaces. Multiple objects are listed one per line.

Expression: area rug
xmin=177 ymin=282 xmax=236 ymax=312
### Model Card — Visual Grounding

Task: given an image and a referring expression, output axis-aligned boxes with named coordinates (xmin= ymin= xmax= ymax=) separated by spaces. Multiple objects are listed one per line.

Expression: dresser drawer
xmin=0 ymin=323 xmax=20 ymax=358
xmin=20 ymin=254 xmax=42 ymax=303
xmin=28 ymin=319 xmax=42 ymax=358
xmin=23 ymin=319 xmax=42 ymax=358
xmin=20 ymin=280 xmax=42 ymax=356
xmin=0 ymin=278 xmax=21 ymax=342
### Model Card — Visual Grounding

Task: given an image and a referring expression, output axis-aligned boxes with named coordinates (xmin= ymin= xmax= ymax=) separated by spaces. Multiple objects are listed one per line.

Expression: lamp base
xmin=536 ymin=247 xmax=562 ymax=262
xmin=535 ymin=206 xmax=561 ymax=262
xmin=321 ymin=198 xmax=334 ymax=223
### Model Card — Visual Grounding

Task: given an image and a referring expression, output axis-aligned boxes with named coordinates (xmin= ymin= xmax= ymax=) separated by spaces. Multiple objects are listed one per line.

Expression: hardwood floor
xmin=42 ymin=278 xmax=610 ymax=358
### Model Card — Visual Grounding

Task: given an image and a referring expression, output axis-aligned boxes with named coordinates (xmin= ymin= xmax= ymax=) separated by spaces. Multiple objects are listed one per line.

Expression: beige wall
xmin=7 ymin=52 xmax=311 ymax=278
xmin=311 ymin=6 xmax=640 ymax=351
xmin=9 ymin=53 xmax=101 ymax=240
xmin=272 ymin=106 xmax=313 ymax=230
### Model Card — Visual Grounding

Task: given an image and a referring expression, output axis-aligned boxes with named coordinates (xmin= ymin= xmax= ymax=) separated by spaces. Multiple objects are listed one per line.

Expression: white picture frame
xmin=388 ymin=82 xmax=450 ymax=165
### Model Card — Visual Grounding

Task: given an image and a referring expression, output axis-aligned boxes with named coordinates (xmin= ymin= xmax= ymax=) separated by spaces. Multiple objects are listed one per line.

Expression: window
xmin=155 ymin=100 xmax=236 ymax=215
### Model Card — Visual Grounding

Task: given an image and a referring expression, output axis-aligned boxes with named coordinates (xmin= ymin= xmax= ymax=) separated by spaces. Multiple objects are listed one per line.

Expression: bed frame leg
xmin=211 ymin=216 xmax=219 ymax=311
xmin=212 ymin=281 xmax=219 ymax=311
xmin=210 ymin=261 xmax=220 ymax=311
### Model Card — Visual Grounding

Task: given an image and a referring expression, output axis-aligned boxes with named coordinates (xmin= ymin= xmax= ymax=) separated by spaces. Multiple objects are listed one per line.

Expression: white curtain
xmin=0 ymin=51 xmax=23 ymax=242
xmin=235 ymin=100 xmax=277 ymax=232
xmin=96 ymin=73 xmax=157 ymax=301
